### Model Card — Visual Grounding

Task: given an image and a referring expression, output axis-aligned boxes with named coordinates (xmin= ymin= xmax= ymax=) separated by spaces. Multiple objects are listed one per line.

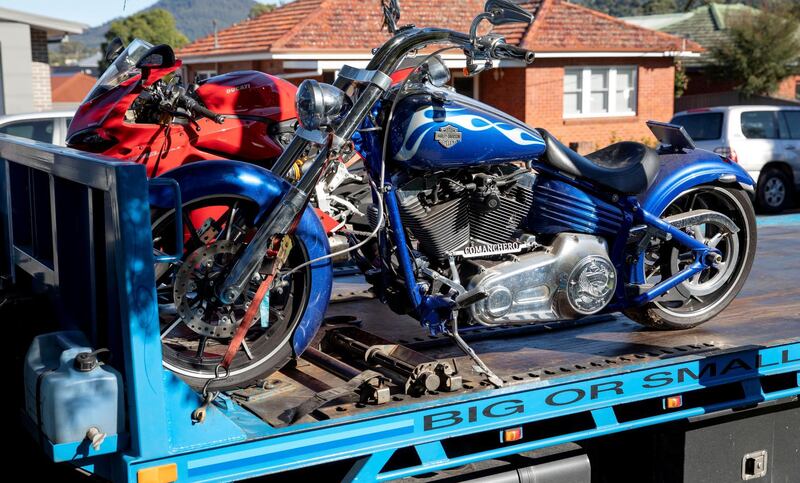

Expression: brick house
xmin=178 ymin=0 xmax=699 ymax=152
xmin=624 ymin=3 xmax=800 ymax=110
xmin=0 ymin=7 xmax=86 ymax=114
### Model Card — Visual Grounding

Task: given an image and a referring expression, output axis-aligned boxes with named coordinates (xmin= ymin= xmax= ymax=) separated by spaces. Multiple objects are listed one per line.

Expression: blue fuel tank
xmin=389 ymin=87 xmax=546 ymax=170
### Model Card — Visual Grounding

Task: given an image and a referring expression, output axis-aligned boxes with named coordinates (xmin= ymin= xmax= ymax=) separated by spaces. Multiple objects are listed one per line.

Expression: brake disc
xmin=173 ymin=240 xmax=261 ymax=338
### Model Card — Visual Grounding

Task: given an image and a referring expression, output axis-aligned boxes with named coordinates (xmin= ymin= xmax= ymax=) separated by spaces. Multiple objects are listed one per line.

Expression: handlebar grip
xmin=492 ymin=44 xmax=535 ymax=64
xmin=181 ymin=95 xmax=225 ymax=124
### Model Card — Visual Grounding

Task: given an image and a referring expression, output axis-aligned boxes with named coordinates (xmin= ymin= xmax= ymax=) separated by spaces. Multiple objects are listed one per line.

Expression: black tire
xmin=756 ymin=167 xmax=793 ymax=213
xmin=151 ymin=196 xmax=311 ymax=391
xmin=625 ymin=186 xmax=756 ymax=330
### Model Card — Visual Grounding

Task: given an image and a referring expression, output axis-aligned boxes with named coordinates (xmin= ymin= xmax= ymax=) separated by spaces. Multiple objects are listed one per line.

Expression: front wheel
xmin=152 ymin=196 xmax=315 ymax=390
xmin=625 ymin=185 xmax=756 ymax=330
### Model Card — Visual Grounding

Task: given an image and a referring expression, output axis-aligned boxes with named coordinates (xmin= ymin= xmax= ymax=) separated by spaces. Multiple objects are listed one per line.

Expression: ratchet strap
xmin=286 ymin=369 xmax=385 ymax=424
xmin=220 ymin=235 xmax=294 ymax=369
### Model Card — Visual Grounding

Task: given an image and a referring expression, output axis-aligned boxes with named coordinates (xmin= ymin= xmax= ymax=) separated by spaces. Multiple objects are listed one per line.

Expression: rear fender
xmin=150 ymin=160 xmax=332 ymax=355
xmin=639 ymin=149 xmax=754 ymax=215
xmin=631 ymin=150 xmax=754 ymax=285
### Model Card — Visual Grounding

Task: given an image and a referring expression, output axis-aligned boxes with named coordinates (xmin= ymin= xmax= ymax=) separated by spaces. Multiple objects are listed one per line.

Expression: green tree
xmin=101 ymin=9 xmax=189 ymax=69
xmin=249 ymin=3 xmax=276 ymax=19
xmin=711 ymin=9 xmax=800 ymax=96
xmin=644 ymin=0 xmax=679 ymax=14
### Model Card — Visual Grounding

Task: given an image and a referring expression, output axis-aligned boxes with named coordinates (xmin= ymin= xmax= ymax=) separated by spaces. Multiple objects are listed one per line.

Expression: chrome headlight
xmin=295 ymin=79 xmax=350 ymax=131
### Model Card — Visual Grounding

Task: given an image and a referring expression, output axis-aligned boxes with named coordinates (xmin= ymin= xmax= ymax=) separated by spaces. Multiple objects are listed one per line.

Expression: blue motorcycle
xmin=151 ymin=0 xmax=756 ymax=390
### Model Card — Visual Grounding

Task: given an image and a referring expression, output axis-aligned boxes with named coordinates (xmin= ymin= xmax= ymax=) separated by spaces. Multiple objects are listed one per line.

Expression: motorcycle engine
xmin=394 ymin=166 xmax=617 ymax=324
xmin=395 ymin=165 xmax=536 ymax=260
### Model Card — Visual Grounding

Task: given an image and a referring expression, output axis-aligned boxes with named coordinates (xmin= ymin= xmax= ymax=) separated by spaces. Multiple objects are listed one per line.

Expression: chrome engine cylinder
xmin=466 ymin=233 xmax=616 ymax=325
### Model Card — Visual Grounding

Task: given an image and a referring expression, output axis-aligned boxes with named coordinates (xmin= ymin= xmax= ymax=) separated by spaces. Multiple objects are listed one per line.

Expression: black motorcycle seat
xmin=535 ymin=128 xmax=660 ymax=195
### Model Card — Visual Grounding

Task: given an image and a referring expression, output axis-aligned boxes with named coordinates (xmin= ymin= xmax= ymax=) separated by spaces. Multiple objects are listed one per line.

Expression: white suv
xmin=671 ymin=106 xmax=800 ymax=213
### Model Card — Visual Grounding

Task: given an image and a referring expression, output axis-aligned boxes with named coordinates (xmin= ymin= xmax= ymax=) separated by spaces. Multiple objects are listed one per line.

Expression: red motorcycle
xmin=68 ymin=39 xmax=370 ymax=235
xmin=67 ymin=39 xmax=299 ymax=177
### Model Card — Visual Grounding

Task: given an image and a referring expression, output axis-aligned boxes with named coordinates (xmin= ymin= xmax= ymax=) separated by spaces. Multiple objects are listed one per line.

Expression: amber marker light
xmin=663 ymin=395 xmax=684 ymax=410
xmin=500 ymin=427 xmax=524 ymax=443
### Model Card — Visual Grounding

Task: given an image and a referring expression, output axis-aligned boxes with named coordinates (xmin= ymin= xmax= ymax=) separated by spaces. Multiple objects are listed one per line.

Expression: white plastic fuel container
xmin=24 ymin=331 xmax=124 ymax=445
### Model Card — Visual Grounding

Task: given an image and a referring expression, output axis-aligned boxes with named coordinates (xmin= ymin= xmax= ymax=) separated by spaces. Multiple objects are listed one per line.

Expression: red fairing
xmin=68 ymin=67 xmax=298 ymax=177
xmin=195 ymin=71 xmax=298 ymax=122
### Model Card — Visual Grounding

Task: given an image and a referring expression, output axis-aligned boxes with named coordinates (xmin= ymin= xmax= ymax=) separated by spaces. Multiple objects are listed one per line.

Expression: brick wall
xmin=479 ymin=68 xmax=526 ymax=122
xmin=30 ymin=28 xmax=52 ymax=111
xmin=31 ymin=62 xmax=52 ymax=112
xmin=185 ymin=59 xmax=288 ymax=82
xmin=523 ymin=58 xmax=675 ymax=153
xmin=775 ymin=75 xmax=800 ymax=101
xmin=30 ymin=28 xmax=48 ymax=63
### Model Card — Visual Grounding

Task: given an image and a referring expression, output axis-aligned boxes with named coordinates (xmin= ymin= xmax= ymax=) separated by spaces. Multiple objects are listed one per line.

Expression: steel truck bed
xmin=3 ymin=136 xmax=798 ymax=482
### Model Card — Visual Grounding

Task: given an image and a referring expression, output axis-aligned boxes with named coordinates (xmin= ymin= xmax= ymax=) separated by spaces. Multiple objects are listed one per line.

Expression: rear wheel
xmin=756 ymin=167 xmax=793 ymax=213
xmin=151 ymin=196 xmax=311 ymax=390
xmin=625 ymin=186 xmax=756 ymax=330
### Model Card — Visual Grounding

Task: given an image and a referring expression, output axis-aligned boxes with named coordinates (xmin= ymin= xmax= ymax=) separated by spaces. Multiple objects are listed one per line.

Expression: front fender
xmin=639 ymin=149 xmax=754 ymax=215
xmin=151 ymin=160 xmax=332 ymax=356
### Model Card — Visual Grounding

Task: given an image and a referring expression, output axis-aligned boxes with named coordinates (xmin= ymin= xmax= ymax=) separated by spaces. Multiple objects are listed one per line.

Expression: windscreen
xmin=83 ymin=39 xmax=154 ymax=103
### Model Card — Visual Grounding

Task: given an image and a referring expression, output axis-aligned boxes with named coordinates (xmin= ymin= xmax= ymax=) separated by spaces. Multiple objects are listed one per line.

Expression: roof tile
xmin=177 ymin=0 xmax=700 ymax=58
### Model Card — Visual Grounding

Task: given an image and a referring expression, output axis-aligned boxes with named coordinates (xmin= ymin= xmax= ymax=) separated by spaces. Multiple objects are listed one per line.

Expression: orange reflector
xmin=138 ymin=463 xmax=178 ymax=483
xmin=501 ymin=427 xmax=523 ymax=443
xmin=664 ymin=395 xmax=683 ymax=409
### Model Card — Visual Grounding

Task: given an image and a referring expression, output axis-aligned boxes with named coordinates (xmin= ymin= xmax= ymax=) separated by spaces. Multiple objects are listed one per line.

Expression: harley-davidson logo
xmin=434 ymin=125 xmax=462 ymax=148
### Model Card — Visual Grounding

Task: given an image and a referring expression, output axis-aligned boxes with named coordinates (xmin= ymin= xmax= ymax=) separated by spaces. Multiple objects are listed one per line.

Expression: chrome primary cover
xmin=466 ymin=233 xmax=615 ymax=325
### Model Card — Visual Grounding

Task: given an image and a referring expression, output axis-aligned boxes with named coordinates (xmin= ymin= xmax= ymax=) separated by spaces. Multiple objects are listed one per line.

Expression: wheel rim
xmin=763 ymin=176 xmax=786 ymax=207
xmin=642 ymin=186 xmax=750 ymax=318
xmin=151 ymin=196 xmax=310 ymax=380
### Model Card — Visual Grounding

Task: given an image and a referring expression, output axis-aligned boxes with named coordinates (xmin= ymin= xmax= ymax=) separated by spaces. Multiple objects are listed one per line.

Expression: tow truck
xmin=4 ymin=136 xmax=799 ymax=482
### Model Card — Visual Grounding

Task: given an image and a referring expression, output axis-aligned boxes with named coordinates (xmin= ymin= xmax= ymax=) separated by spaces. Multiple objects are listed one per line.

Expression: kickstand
xmin=447 ymin=311 xmax=504 ymax=388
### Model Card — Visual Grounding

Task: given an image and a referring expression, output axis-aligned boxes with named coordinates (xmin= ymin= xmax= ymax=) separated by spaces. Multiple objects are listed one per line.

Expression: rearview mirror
xmin=483 ymin=0 xmax=534 ymax=25
xmin=104 ymin=37 xmax=124 ymax=64
xmin=135 ymin=44 xmax=176 ymax=69
xmin=470 ymin=1 xmax=534 ymax=42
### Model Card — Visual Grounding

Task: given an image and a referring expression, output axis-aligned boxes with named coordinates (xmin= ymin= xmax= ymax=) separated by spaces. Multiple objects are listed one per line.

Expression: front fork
xmin=217 ymin=133 xmax=332 ymax=304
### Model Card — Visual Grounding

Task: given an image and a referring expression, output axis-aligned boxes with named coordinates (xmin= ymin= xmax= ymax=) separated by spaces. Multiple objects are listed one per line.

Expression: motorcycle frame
xmin=370 ymin=158 xmax=722 ymax=335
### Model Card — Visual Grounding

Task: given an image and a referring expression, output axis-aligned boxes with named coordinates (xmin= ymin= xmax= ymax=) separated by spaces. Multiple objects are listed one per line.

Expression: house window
xmin=195 ymin=70 xmax=217 ymax=82
xmin=563 ymin=66 xmax=637 ymax=118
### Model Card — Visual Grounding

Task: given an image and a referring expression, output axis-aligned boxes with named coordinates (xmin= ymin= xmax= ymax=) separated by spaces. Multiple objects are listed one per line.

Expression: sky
xmin=0 ymin=0 xmax=279 ymax=27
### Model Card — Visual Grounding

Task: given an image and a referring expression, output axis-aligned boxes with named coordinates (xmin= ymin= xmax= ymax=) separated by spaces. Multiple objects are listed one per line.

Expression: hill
xmin=73 ymin=0 xmax=258 ymax=49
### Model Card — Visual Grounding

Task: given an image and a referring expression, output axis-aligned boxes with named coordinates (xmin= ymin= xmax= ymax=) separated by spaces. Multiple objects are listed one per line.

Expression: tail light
xmin=713 ymin=146 xmax=738 ymax=163
xmin=66 ymin=128 xmax=118 ymax=153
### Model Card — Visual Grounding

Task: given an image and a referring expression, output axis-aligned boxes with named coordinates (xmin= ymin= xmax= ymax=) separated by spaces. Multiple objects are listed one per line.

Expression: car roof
xmin=673 ymin=105 xmax=800 ymax=117
xmin=0 ymin=111 xmax=75 ymax=124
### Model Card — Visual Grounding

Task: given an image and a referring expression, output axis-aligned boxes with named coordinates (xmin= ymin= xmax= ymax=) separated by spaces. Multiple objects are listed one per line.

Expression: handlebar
xmin=491 ymin=43 xmax=535 ymax=64
xmin=178 ymin=94 xmax=225 ymax=124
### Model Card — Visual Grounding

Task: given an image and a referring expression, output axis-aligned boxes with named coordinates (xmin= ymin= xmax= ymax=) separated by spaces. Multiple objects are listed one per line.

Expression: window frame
xmin=563 ymin=65 xmax=638 ymax=119
xmin=740 ymin=110 xmax=781 ymax=140
xmin=194 ymin=70 xmax=218 ymax=82
xmin=450 ymin=70 xmax=480 ymax=100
